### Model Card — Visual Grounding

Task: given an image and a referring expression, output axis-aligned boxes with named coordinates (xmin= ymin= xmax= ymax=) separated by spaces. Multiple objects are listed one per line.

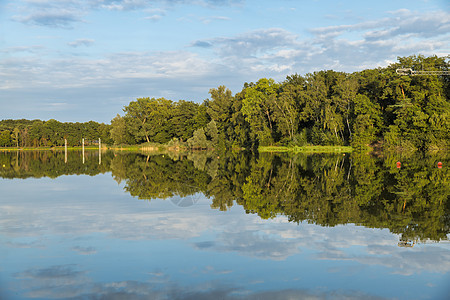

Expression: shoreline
xmin=1 ymin=144 xmax=448 ymax=153
xmin=259 ymin=145 xmax=353 ymax=153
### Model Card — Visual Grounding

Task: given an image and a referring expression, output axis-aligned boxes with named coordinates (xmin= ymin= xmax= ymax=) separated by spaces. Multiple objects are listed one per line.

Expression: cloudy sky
xmin=0 ymin=0 xmax=449 ymax=123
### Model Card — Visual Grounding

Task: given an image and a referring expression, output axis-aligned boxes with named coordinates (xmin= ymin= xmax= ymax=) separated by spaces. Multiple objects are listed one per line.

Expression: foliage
xmin=0 ymin=119 xmax=112 ymax=147
xmin=1 ymin=55 xmax=449 ymax=151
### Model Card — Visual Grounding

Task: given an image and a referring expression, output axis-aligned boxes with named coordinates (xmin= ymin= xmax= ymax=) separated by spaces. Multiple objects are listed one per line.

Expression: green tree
xmin=351 ymin=94 xmax=382 ymax=148
xmin=241 ymin=78 xmax=279 ymax=146
xmin=110 ymin=115 xmax=131 ymax=145
xmin=206 ymin=86 xmax=235 ymax=149
xmin=124 ymin=97 xmax=174 ymax=144
xmin=274 ymin=74 xmax=304 ymax=142
xmin=0 ymin=130 xmax=12 ymax=147
xmin=12 ymin=127 xmax=20 ymax=147
xmin=171 ymin=100 xmax=204 ymax=141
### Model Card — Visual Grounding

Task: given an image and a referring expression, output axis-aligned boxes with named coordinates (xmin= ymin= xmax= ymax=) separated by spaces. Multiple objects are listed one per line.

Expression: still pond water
xmin=0 ymin=150 xmax=449 ymax=299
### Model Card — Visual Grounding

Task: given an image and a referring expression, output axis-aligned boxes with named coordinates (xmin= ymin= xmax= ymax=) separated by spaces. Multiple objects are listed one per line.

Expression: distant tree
xmin=0 ymin=130 xmax=12 ymax=147
xmin=110 ymin=115 xmax=131 ymax=145
xmin=12 ymin=128 xmax=20 ymax=147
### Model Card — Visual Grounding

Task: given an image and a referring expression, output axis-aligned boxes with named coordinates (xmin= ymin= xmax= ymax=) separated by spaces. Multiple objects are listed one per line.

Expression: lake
xmin=0 ymin=150 xmax=449 ymax=299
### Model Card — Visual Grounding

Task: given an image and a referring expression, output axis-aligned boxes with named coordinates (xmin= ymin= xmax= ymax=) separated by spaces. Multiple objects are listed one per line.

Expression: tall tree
xmin=241 ymin=78 xmax=279 ymax=146
xmin=206 ymin=86 xmax=234 ymax=148
xmin=110 ymin=114 xmax=130 ymax=145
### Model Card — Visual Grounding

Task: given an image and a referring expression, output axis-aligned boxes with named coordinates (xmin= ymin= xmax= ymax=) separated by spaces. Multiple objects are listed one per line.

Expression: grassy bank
xmin=0 ymin=146 xmax=126 ymax=152
xmin=2 ymin=144 xmax=354 ymax=153
xmin=259 ymin=145 xmax=353 ymax=153
xmin=0 ymin=146 xmax=105 ymax=151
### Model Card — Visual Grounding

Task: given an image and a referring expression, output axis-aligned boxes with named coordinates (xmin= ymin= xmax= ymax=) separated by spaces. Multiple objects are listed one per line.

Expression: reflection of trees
xmin=1 ymin=150 xmax=448 ymax=242
xmin=228 ymin=151 xmax=449 ymax=243
xmin=380 ymin=152 xmax=450 ymax=241
xmin=0 ymin=150 xmax=113 ymax=178
xmin=112 ymin=153 xmax=211 ymax=200
xmin=207 ymin=152 xmax=252 ymax=211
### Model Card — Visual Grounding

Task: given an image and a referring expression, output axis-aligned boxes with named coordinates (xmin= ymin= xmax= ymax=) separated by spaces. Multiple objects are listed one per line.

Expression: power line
xmin=396 ymin=68 xmax=450 ymax=76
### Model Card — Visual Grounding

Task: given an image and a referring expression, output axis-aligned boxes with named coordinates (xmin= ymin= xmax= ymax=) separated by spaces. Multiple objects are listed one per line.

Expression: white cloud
xmin=0 ymin=45 xmax=45 ymax=54
xmin=201 ymin=15 xmax=230 ymax=24
xmin=145 ymin=14 xmax=164 ymax=21
xmin=10 ymin=0 xmax=243 ymax=27
xmin=97 ymin=0 xmax=149 ymax=11
xmin=185 ymin=9 xmax=448 ymax=80
xmin=213 ymin=28 xmax=299 ymax=57
xmin=12 ymin=10 xmax=83 ymax=28
xmin=2 ymin=4 xmax=449 ymax=121
xmin=67 ymin=38 xmax=95 ymax=47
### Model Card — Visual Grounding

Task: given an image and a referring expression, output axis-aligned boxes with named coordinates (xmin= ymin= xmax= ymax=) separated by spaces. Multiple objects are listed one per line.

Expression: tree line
xmin=1 ymin=150 xmax=449 ymax=242
xmin=0 ymin=119 xmax=112 ymax=147
xmin=1 ymin=54 xmax=449 ymax=150
xmin=110 ymin=54 xmax=449 ymax=151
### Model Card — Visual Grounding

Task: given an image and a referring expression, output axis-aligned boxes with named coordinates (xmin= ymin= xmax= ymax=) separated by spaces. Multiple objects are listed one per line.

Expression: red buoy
xmin=396 ymin=162 xmax=401 ymax=169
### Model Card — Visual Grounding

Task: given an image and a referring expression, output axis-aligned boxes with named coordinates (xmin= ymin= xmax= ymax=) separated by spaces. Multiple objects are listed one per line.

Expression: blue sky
xmin=1 ymin=0 xmax=449 ymax=123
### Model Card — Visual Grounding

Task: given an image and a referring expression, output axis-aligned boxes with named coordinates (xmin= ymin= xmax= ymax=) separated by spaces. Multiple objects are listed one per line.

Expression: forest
xmin=1 ymin=55 xmax=449 ymax=151
xmin=0 ymin=119 xmax=112 ymax=148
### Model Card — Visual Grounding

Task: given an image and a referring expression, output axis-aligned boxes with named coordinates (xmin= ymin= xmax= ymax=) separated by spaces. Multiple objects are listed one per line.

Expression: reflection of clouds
xmin=288 ymin=225 xmax=450 ymax=276
xmin=6 ymin=240 xmax=45 ymax=249
xmin=1 ymin=177 xmax=450 ymax=279
xmin=2 ymin=194 xmax=450 ymax=276
xmin=16 ymin=264 xmax=85 ymax=280
xmin=71 ymin=246 xmax=97 ymax=255
xmin=11 ymin=263 xmax=388 ymax=300
xmin=13 ymin=264 xmax=90 ymax=299
xmin=240 ymin=289 xmax=387 ymax=300
xmin=202 ymin=265 xmax=233 ymax=275
xmin=205 ymin=221 xmax=450 ymax=276
xmin=0 ymin=199 xmax=213 ymax=241
xmin=194 ymin=241 xmax=216 ymax=249
xmin=354 ymin=247 xmax=450 ymax=276
xmin=212 ymin=230 xmax=302 ymax=260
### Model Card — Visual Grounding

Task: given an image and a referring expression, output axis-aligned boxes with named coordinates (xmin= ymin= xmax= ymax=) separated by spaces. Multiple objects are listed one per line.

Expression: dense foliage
xmin=1 ymin=55 xmax=448 ymax=151
xmin=109 ymin=55 xmax=449 ymax=151
xmin=1 ymin=150 xmax=448 ymax=243
xmin=0 ymin=119 xmax=112 ymax=147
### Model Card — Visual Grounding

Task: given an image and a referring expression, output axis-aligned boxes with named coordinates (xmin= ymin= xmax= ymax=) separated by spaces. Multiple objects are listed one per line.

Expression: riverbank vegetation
xmin=1 ymin=55 xmax=449 ymax=151
xmin=0 ymin=119 xmax=112 ymax=148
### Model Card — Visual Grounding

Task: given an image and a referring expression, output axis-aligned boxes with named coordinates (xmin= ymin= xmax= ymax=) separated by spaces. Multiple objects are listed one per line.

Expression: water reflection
xmin=1 ymin=149 xmax=448 ymax=244
xmin=1 ymin=150 xmax=449 ymax=300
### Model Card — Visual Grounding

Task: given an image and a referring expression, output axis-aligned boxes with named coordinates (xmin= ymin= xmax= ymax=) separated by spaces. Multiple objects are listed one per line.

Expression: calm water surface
xmin=0 ymin=150 xmax=449 ymax=299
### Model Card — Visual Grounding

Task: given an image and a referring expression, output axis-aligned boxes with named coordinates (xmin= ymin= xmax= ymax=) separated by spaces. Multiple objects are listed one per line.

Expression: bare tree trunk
xmin=346 ymin=117 xmax=352 ymax=140
xmin=265 ymin=109 xmax=273 ymax=130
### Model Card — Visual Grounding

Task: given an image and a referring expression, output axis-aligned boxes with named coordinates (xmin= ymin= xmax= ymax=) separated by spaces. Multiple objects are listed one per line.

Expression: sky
xmin=0 ymin=0 xmax=449 ymax=123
